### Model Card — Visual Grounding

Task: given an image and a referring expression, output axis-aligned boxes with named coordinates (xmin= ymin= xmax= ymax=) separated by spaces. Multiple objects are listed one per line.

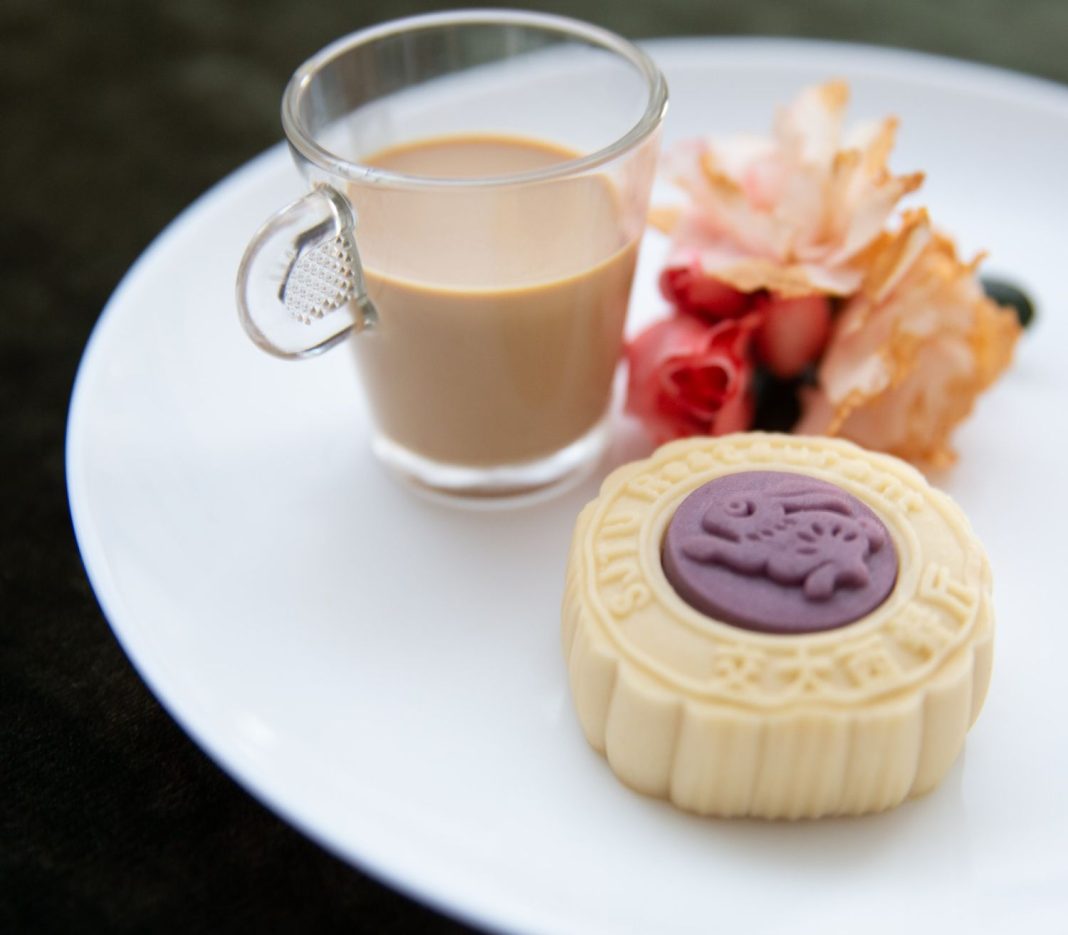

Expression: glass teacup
xmin=237 ymin=10 xmax=667 ymax=499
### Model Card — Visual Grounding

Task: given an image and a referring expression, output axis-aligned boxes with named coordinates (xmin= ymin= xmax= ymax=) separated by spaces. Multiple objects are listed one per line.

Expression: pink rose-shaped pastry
xmin=797 ymin=211 xmax=1021 ymax=466
xmin=658 ymin=253 xmax=751 ymax=320
xmin=625 ymin=313 xmax=760 ymax=444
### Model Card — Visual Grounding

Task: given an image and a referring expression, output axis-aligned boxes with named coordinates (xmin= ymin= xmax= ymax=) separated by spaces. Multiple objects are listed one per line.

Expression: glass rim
xmin=280 ymin=9 xmax=669 ymax=190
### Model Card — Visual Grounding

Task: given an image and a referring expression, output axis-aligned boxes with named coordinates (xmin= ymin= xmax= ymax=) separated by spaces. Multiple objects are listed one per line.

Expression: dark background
xmin=3 ymin=1 xmax=1065 ymax=932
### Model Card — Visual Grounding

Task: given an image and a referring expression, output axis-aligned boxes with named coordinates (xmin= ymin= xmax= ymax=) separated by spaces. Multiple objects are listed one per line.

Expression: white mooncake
xmin=562 ymin=433 xmax=993 ymax=818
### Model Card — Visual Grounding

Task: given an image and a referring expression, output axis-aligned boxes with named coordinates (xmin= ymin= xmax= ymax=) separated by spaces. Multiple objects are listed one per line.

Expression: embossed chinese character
xmin=599 ymin=510 xmax=640 ymax=538
xmin=919 ymin=562 xmax=978 ymax=625
xmin=773 ymin=652 xmax=835 ymax=695
xmin=889 ymin=604 xmax=949 ymax=660
xmin=837 ymin=636 xmax=899 ymax=688
xmin=711 ymin=646 xmax=765 ymax=692
xmin=626 ymin=472 xmax=674 ymax=502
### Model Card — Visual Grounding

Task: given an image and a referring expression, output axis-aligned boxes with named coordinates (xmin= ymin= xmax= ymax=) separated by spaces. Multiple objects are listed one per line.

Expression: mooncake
xmin=562 ymin=433 xmax=993 ymax=818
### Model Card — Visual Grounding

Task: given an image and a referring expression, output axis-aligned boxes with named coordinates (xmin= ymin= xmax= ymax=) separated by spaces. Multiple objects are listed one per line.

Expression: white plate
xmin=68 ymin=39 xmax=1068 ymax=935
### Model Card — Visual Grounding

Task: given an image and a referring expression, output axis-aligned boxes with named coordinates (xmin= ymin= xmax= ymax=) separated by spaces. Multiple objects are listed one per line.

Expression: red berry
xmin=755 ymin=294 xmax=832 ymax=379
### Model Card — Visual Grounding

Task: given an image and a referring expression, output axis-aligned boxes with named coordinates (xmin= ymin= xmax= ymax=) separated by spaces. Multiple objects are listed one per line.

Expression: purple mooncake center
xmin=662 ymin=471 xmax=898 ymax=634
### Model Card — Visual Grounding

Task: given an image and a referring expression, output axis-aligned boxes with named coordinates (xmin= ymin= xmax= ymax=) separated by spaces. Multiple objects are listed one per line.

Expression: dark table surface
xmin=4 ymin=1 xmax=1066 ymax=931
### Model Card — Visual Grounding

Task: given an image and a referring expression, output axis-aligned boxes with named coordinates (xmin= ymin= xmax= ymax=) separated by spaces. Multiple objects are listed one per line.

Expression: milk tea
xmin=346 ymin=134 xmax=638 ymax=467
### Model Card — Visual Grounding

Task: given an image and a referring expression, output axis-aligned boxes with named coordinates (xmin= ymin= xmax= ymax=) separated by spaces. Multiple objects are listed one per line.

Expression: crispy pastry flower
xmin=655 ymin=80 xmax=923 ymax=297
xmin=796 ymin=210 xmax=1021 ymax=466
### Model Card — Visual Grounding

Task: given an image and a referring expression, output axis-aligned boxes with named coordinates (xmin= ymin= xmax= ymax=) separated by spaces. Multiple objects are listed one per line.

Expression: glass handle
xmin=236 ymin=185 xmax=377 ymax=360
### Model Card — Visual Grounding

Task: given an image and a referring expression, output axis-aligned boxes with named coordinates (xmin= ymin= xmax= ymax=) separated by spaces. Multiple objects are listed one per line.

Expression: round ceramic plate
xmin=68 ymin=39 xmax=1068 ymax=934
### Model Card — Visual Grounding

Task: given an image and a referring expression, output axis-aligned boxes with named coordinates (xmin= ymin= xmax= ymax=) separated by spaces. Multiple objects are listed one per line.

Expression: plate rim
xmin=66 ymin=36 xmax=1068 ymax=935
